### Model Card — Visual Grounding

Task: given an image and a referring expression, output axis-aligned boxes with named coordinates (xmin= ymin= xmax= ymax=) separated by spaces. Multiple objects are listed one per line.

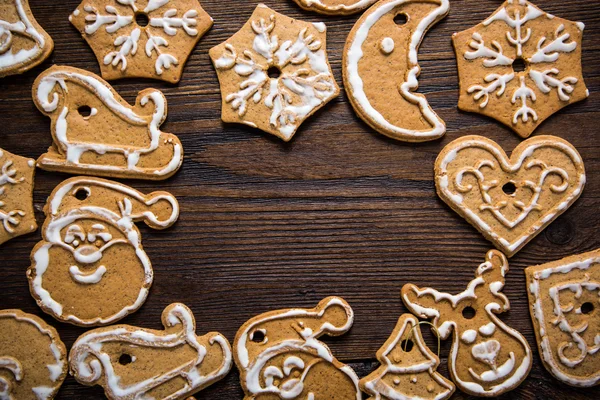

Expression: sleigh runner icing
xmin=33 ymin=66 xmax=183 ymax=180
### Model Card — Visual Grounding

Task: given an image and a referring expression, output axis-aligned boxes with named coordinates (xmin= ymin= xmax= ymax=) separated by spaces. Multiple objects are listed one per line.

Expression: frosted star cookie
xmin=402 ymin=250 xmax=532 ymax=396
xmin=435 ymin=135 xmax=585 ymax=257
xmin=27 ymin=177 xmax=179 ymax=326
xmin=0 ymin=0 xmax=53 ymax=77
xmin=209 ymin=4 xmax=339 ymax=142
xmin=526 ymin=249 xmax=600 ymax=387
xmin=0 ymin=309 xmax=67 ymax=399
xmin=452 ymin=0 xmax=588 ymax=138
xmin=33 ymin=66 xmax=183 ymax=180
xmin=0 ymin=148 xmax=36 ymax=245
xmin=69 ymin=0 xmax=213 ymax=83
xmin=70 ymin=303 xmax=233 ymax=399
xmin=343 ymin=0 xmax=448 ymax=142
xmin=234 ymin=297 xmax=361 ymax=399
xmin=292 ymin=0 xmax=378 ymax=16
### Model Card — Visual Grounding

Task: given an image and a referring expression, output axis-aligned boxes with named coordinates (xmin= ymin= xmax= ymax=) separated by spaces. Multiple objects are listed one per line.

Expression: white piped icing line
xmin=295 ymin=0 xmax=378 ymax=15
xmin=69 ymin=303 xmax=232 ymax=399
xmin=0 ymin=156 xmax=25 ymax=235
xmin=345 ymin=0 xmax=448 ymax=142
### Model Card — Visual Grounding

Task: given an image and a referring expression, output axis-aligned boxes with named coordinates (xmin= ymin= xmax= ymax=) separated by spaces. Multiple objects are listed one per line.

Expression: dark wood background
xmin=1 ymin=0 xmax=598 ymax=398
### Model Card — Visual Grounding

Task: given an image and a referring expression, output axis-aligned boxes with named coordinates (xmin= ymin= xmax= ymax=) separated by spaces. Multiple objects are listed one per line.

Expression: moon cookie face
xmin=343 ymin=0 xmax=449 ymax=142
xmin=292 ymin=0 xmax=378 ymax=15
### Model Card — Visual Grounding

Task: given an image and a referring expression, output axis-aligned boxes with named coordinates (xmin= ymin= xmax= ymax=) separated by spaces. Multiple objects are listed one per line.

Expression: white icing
xmin=298 ymin=0 xmax=376 ymax=13
xmin=0 ymin=155 xmax=26 ymax=234
xmin=461 ymin=330 xmax=477 ymax=344
xmin=465 ymin=33 xmax=513 ymax=67
xmin=69 ymin=265 xmax=107 ymax=284
xmin=312 ymin=22 xmax=326 ymax=33
xmin=479 ymin=322 xmax=496 ymax=336
xmin=379 ymin=37 xmax=394 ymax=54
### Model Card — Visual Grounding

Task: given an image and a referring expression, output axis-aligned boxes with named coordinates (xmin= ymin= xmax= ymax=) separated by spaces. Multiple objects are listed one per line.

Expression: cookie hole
xmin=75 ymin=189 xmax=89 ymax=201
xmin=267 ymin=66 xmax=281 ymax=79
xmin=394 ymin=13 xmax=408 ymax=26
xmin=135 ymin=12 xmax=149 ymax=27
xmin=502 ymin=182 xmax=517 ymax=195
xmin=512 ymin=58 xmax=527 ymax=73
xmin=462 ymin=306 xmax=476 ymax=320
xmin=401 ymin=339 xmax=414 ymax=352
xmin=251 ymin=330 xmax=265 ymax=343
xmin=119 ymin=354 xmax=133 ymax=365
xmin=77 ymin=105 xmax=92 ymax=118
xmin=581 ymin=302 xmax=594 ymax=315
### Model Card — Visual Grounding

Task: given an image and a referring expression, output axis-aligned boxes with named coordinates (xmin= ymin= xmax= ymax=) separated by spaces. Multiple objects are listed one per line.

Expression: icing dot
xmin=427 ymin=383 xmax=435 ymax=392
xmin=28 ymin=160 xmax=34 ymax=167
xmin=393 ymin=378 xmax=400 ymax=385
xmin=380 ymin=37 xmax=395 ymax=54
xmin=73 ymin=9 xmax=80 ymax=16
xmin=73 ymin=240 xmax=80 ymax=247
xmin=410 ymin=375 xmax=417 ymax=383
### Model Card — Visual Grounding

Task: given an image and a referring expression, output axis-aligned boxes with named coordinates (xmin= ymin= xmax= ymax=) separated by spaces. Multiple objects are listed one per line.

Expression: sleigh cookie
xmin=526 ymin=249 xmax=600 ymax=387
xmin=402 ymin=250 xmax=532 ymax=396
xmin=27 ymin=176 xmax=179 ymax=326
xmin=33 ymin=66 xmax=183 ymax=180
xmin=234 ymin=297 xmax=361 ymax=399
xmin=69 ymin=303 xmax=232 ymax=399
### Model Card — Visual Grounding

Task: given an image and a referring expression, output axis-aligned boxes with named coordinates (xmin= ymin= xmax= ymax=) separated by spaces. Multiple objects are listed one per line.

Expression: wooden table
xmin=1 ymin=0 xmax=599 ymax=398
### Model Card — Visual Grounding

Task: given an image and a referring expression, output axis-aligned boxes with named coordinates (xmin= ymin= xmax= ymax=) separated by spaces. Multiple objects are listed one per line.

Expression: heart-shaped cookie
xmin=435 ymin=135 xmax=585 ymax=257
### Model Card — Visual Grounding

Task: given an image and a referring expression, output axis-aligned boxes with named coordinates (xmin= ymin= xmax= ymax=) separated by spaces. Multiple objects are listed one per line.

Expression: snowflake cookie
xmin=292 ymin=0 xmax=378 ymax=16
xmin=453 ymin=0 xmax=588 ymax=139
xmin=209 ymin=4 xmax=340 ymax=142
xmin=69 ymin=0 xmax=213 ymax=83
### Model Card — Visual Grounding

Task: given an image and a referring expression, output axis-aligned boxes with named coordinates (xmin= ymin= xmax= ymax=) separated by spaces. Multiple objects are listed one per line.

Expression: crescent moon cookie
xmin=452 ymin=0 xmax=588 ymax=139
xmin=68 ymin=0 xmax=213 ymax=83
xmin=402 ymin=250 xmax=533 ymax=397
xmin=234 ymin=297 xmax=361 ymax=399
xmin=343 ymin=0 xmax=449 ymax=142
xmin=435 ymin=135 xmax=585 ymax=257
xmin=209 ymin=4 xmax=340 ymax=142
xmin=0 ymin=309 xmax=67 ymax=400
xmin=69 ymin=303 xmax=233 ymax=399
xmin=291 ymin=0 xmax=378 ymax=16
xmin=0 ymin=0 xmax=53 ymax=78
xmin=33 ymin=66 xmax=183 ymax=180
xmin=0 ymin=148 xmax=37 ymax=246
xmin=27 ymin=176 xmax=180 ymax=327
xmin=525 ymin=249 xmax=600 ymax=387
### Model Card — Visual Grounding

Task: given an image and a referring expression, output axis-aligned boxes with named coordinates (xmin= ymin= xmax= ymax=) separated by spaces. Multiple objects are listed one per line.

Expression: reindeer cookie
xmin=70 ymin=303 xmax=232 ymax=399
xmin=0 ymin=148 xmax=36 ymax=245
xmin=234 ymin=297 xmax=361 ymax=399
xmin=360 ymin=314 xmax=455 ymax=400
xmin=343 ymin=0 xmax=448 ymax=142
xmin=452 ymin=0 xmax=588 ymax=138
xmin=33 ymin=66 xmax=183 ymax=180
xmin=0 ymin=0 xmax=53 ymax=77
xmin=435 ymin=135 xmax=585 ymax=257
xmin=0 ymin=309 xmax=67 ymax=399
xmin=402 ymin=250 xmax=532 ymax=396
xmin=69 ymin=0 xmax=213 ymax=83
xmin=292 ymin=0 xmax=378 ymax=16
xmin=209 ymin=4 xmax=339 ymax=142
xmin=27 ymin=176 xmax=179 ymax=327
xmin=526 ymin=249 xmax=600 ymax=387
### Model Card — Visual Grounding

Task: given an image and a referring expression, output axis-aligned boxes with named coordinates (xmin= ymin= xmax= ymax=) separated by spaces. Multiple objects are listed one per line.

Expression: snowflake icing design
xmin=210 ymin=5 xmax=339 ymax=141
xmin=69 ymin=0 xmax=212 ymax=82
xmin=453 ymin=0 xmax=589 ymax=138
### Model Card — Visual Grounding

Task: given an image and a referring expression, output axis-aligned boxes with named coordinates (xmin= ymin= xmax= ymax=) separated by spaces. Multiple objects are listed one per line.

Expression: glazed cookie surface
xmin=0 ymin=309 xmax=67 ymax=399
xmin=292 ymin=0 xmax=378 ymax=16
xmin=69 ymin=0 xmax=213 ymax=82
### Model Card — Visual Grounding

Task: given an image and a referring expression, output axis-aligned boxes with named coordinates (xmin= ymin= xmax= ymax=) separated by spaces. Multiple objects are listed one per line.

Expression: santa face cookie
xmin=33 ymin=66 xmax=183 ymax=180
xmin=234 ymin=297 xmax=361 ymax=399
xmin=435 ymin=135 xmax=585 ymax=257
xmin=292 ymin=0 xmax=378 ymax=16
xmin=27 ymin=177 xmax=179 ymax=326
xmin=69 ymin=0 xmax=213 ymax=83
xmin=343 ymin=0 xmax=448 ymax=142
xmin=209 ymin=4 xmax=339 ymax=142
xmin=69 ymin=303 xmax=232 ymax=399
xmin=360 ymin=313 xmax=455 ymax=400
xmin=0 ymin=0 xmax=53 ymax=77
xmin=0 ymin=148 xmax=36 ymax=245
xmin=402 ymin=250 xmax=532 ymax=396
xmin=526 ymin=249 xmax=600 ymax=387
xmin=0 ymin=309 xmax=67 ymax=400
xmin=453 ymin=0 xmax=588 ymax=138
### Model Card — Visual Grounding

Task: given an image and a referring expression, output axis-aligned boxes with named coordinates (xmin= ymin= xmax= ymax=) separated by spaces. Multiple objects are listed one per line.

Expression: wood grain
xmin=1 ymin=0 xmax=599 ymax=398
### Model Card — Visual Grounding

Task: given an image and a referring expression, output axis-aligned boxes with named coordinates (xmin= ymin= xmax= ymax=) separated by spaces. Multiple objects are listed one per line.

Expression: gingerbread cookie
xmin=209 ymin=4 xmax=339 ymax=142
xmin=292 ymin=0 xmax=378 ymax=16
xmin=69 ymin=0 xmax=212 ymax=83
xmin=343 ymin=0 xmax=448 ymax=142
xmin=360 ymin=314 xmax=455 ymax=400
xmin=27 ymin=176 xmax=179 ymax=326
xmin=435 ymin=135 xmax=585 ymax=257
xmin=0 ymin=309 xmax=67 ymax=399
xmin=453 ymin=0 xmax=588 ymax=138
xmin=0 ymin=148 xmax=36 ymax=245
xmin=526 ymin=249 xmax=600 ymax=387
xmin=0 ymin=0 xmax=53 ymax=78
xmin=70 ymin=303 xmax=232 ymax=399
xmin=234 ymin=297 xmax=361 ymax=399
xmin=33 ymin=66 xmax=183 ymax=180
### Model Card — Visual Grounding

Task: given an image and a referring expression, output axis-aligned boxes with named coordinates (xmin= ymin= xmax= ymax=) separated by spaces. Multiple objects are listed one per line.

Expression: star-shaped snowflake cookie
xmin=209 ymin=4 xmax=340 ymax=142
xmin=69 ymin=0 xmax=212 ymax=83
xmin=453 ymin=0 xmax=588 ymax=138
